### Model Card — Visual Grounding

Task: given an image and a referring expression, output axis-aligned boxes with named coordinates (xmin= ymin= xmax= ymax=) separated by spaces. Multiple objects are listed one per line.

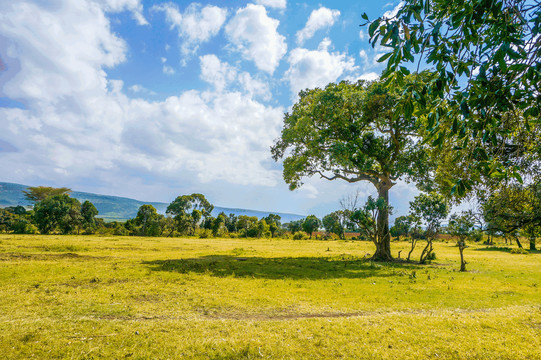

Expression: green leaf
xmin=377 ymin=52 xmax=393 ymax=63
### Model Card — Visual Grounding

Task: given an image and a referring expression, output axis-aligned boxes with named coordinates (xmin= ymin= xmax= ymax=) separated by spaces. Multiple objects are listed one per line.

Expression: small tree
xmin=134 ymin=204 xmax=160 ymax=236
xmin=390 ymin=215 xmax=414 ymax=241
xmin=237 ymin=215 xmax=258 ymax=238
xmin=264 ymin=214 xmax=282 ymax=238
xmin=410 ymin=193 xmax=449 ymax=263
xmin=33 ymin=194 xmax=81 ymax=234
xmin=322 ymin=211 xmax=347 ymax=239
xmin=349 ymin=196 xmax=390 ymax=249
xmin=302 ymin=215 xmax=321 ymax=239
xmin=81 ymin=201 xmax=99 ymax=234
xmin=166 ymin=194 xmax=214 ymax=235
xmin=448 ymin=212 xmax=475 ymax=272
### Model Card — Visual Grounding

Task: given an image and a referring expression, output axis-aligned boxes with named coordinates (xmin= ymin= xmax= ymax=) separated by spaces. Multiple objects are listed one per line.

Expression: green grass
xmin=0 ymin=234 xmax=539 ymax=359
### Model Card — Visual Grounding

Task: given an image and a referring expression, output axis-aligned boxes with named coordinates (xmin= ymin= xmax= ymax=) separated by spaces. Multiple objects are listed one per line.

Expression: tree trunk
xmin=459 ymin=243 xmax=466 ymax=272
xmin=530 ymin=237 xmax=536 ymax=251
xmin=373 ymin=181 xmax=393 ymax=261
xmin=515 ymin=236 xmax=523 ymax=249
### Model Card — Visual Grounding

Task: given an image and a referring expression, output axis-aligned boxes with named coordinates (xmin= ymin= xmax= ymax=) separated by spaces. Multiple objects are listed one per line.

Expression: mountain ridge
xmin=0 ymin=182 xmax=305 ymax=223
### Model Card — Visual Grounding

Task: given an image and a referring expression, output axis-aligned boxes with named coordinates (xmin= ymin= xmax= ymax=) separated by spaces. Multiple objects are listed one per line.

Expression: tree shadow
xmin=474 ymin=246 xmax=541 ymax=254
xmin=142 ymin=255 xmax=421 ymax=280
xmin=474 ymin=246 xmax=513 ymax=253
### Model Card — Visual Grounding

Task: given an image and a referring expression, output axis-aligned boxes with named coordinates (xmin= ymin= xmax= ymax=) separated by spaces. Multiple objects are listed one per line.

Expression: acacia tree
xmin=271 ymin=77 xmax=433 ymax=260
xmin=23 ymin=186 xmax=71 ymax=203
xmin=365 ymin=1 xmax=541 ymax=193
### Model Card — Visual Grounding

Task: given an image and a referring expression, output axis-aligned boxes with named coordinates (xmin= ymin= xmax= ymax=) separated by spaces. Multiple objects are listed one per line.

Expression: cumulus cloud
xmin=0 ymin=0 xmax=284 ymax=199
xmin=200 ymin=54 xmax=237 ymax=92
xmin=296 ymin=7 xmax=340 ymax=45
xmin=97 ymin=0 xmax=149 ymax=25
xmin=255 ymin=0 xmax=287 ymax=9
xmin=154 ymin=2 xmax=227 ymax=58
xmin=199 ymin=55 xmax=271 ymax=100
xmin=285 ymin=38 xmax=358 ymax=97
xmin=225 ymin=4 xmax=287 ymax=74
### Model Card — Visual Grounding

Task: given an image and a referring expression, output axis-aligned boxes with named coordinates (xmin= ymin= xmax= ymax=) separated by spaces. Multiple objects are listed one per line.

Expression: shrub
xmin=292 ymin=232 xmax=308 ymax=240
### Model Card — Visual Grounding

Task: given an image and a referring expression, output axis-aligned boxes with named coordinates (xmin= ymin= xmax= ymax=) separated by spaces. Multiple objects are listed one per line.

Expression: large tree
xmin=365 ymin=0 xmax=541 ymax=193
xmin=271 ymin=77 xmax=433 ymax=260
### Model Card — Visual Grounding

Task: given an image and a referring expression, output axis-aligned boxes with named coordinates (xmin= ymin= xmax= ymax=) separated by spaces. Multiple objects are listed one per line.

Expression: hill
xmin=0 ymin=182 xmax=305 ymax=223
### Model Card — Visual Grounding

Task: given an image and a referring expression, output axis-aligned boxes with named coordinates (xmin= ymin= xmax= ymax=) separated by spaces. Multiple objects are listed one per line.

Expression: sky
xmin=0 ymin=0 xmax=421 ymax=219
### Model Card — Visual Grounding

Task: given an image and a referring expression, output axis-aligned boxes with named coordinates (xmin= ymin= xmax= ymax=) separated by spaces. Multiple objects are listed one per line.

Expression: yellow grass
xmin=0 ymin=234 xmax=539 ymax=359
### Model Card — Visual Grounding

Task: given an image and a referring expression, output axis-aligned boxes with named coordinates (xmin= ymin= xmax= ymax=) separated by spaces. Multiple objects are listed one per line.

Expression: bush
xmin=198 ymin=229 xmax=213 ymax=239
xmin=292 ymin=232 xmax=308 ymax=240
xmin=426 ymin=252 xmax=437 ymax=260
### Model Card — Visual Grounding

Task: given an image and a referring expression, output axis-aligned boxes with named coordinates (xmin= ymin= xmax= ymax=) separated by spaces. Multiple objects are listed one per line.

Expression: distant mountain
xmin=0 ymin=182 xmax=306 ymax=223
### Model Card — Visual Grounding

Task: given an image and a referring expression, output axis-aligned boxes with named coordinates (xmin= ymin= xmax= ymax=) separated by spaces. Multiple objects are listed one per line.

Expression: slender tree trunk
xmin=530 ymin=237 xmax=536 ymax=251
xmin=407 ymin=238 xmax=417 ymax=262
xmin=515 ymin=236 xmax=523 ymax=249
xmin=459 ymin=242 xmax=467 ymax=272
xmin=373 ymin=181 xmax=393 ymax=261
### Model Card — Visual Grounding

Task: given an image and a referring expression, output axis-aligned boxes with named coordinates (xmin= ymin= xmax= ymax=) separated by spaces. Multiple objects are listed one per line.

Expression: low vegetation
xmin=0 ymin=234 xmax=539 ymax=359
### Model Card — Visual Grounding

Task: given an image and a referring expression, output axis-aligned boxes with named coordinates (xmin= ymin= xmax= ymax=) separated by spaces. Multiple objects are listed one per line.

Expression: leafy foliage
xmin=302 ymin=215 xmax=322 ymax=239
xmin=365 ymin=0 xmax=541 ymax=192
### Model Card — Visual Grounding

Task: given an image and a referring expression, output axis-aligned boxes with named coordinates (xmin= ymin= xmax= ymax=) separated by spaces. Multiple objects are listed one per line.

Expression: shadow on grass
xmin=143 ymin=255 xmax=421 ymax=280
xmin=474 ymin=246 xmax=541 ymax=254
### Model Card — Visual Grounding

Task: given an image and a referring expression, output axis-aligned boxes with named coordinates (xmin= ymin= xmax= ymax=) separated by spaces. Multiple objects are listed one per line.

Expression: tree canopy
xmin=23 ymin=186 xmax=71 ymax=203
xmin=365 ymin=0 xmax=541 ymax=193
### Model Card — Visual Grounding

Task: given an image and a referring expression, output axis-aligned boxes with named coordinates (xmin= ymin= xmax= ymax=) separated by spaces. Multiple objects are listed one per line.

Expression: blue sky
xmin=0 ymin=0 xmax=420 ymax=218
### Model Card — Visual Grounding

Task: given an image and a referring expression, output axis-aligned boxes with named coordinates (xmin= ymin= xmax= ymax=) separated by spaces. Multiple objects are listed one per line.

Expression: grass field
xmin=0 ymin=234 xmax=540 ymax=359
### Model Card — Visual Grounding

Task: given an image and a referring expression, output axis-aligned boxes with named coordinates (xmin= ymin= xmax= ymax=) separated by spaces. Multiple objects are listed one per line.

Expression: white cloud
xmin=97 ymin=0 xmax=149 ymax=25
xmin=0 ymin=0 xmax=284 ymax=198
xmin=200 ymin=54 xmax=237 ymax=92
xmin=154 ymin=3 xmax=227 ymax=58
xmin=199 ymin=55 xmax=271 ymax=100
xmin=359 ymin=29 xmax=367 ymax=41
xmin=296 ymin=7 xmax=340 ymax=45
xmin=129 ymin=84 xmax=157 ymax=96
xmin=225 ymin=4 xmax=287 ymax=74
xmin=383 ymin=1 xmax=404 ymax=19
xmin=286 ymin=38 xmax=358 ymax=97
xmin=358 ymin=72 xmax=379 ymax=81
xmin=162 ymin=65 xmax=175 ymax=75
xmin=255 ymin=0 xmax=287 ymax=9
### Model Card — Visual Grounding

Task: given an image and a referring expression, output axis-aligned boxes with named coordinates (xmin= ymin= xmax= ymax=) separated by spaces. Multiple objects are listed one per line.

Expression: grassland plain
xmin=0 ymin=234 xmax=539 ymax=359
